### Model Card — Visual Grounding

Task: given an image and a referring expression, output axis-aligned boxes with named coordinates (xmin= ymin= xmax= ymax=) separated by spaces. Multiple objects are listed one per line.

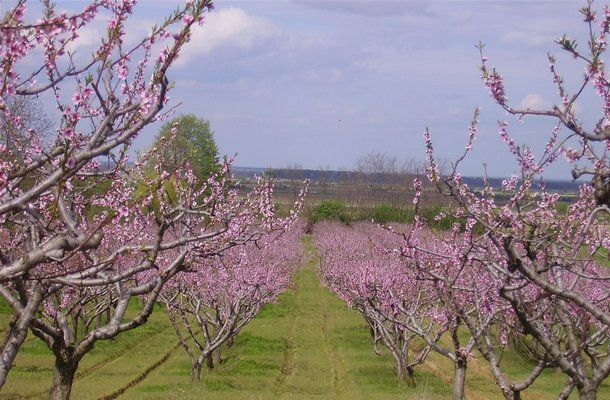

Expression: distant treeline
xmin=232 ymin=166 xmax=582 ymax=192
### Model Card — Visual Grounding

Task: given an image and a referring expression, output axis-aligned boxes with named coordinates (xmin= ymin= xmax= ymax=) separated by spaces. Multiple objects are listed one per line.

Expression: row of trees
xmin=0 ymin=1 xmax=306 ymax=399
xmin=315 ymin=219 xmax=580 ymax=399
xmin=160 ymin=221 xmax=304 ymax=382
xmin=1 ymin=1 xmax=609 ymax=399
xmin=316 ymin=221 xmax=490 ymax=399
xmin=318 ymin=2 xmax=610 ymax=400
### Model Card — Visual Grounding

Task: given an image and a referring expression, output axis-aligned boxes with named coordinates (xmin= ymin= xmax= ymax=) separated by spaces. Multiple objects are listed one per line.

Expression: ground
xmin=2 ymin=237 xmax=608 ymax=399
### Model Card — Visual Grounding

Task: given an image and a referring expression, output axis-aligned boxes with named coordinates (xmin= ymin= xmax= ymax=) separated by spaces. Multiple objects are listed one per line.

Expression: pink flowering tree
xmin=477 ymin=2 xmax=609 ymax=203
xmin=314 ymin=222 xmax=441 ymax=388
xmin=0 ymin=1 xmax=294 ymax=398
xmin=24 ymin=158 xmax=296 ymax=399
xmin=407 ymin=3 xmax=610 ymax=399
xmin=160 ymin=219 xmax=305 ymax=382
xmin=315 ymin=221 xmax=503 ymax=399
xmin=402 ymin=204 xmax=561 ymax=400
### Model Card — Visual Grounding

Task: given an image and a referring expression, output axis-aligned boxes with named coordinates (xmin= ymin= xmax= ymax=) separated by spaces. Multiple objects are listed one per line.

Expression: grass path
xmin=125 ymin=237 xmax=452 ymax=399
xmin=271 ymin=244 xmax=352 ymax=400
xmin=5 ymin=236 xmax=605 ymax=399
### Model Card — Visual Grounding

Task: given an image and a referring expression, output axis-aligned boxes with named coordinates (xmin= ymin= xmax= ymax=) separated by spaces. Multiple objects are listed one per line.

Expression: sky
xmin=12 ymin=0 xmax=607 ymax=179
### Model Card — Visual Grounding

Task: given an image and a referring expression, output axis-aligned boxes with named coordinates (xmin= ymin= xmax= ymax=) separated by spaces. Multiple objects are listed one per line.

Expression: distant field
xmin=2 ymin=237 xmax=608 ymax=399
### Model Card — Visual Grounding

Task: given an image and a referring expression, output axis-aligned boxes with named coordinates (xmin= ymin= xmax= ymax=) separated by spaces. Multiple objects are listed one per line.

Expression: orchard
xmin=1 ymin=1 xmax=609 ymax=400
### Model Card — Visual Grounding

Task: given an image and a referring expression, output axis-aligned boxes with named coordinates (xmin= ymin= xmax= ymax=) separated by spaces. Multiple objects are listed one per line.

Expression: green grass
xmin=2 ymin=236 xmax=610 ymax=399
xmin=1 ymin=313 xmax=176 ymax=400
xmin=123 ymin=236 xmax=449 ymax=400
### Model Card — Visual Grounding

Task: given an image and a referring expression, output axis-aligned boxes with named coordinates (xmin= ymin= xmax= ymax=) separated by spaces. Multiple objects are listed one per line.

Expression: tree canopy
xmin=154 ymin=114 xmax=219 ymax=179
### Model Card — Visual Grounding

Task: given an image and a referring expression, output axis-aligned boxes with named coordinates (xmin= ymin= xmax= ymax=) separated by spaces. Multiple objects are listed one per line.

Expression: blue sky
xmin=16 ymin=1 xmax=607 ymax=179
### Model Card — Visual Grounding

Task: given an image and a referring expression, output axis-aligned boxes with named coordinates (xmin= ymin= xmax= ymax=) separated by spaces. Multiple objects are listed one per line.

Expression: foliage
xmin=152 ymin=114 xmax=220 ymax=179
xmin=355 ymin=203 xmax=459 ymax=231
xmin=310 ymin=200 xmax=351 ymax=224
xmin=370 ymin=204 xmax=405 ymax=223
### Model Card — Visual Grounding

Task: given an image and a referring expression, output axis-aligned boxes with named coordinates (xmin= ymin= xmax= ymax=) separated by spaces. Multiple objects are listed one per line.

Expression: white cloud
xmin=178 ymin=8 xmax=280 ymax=65
xmin=520 ymin=94 xmax=549 ymax=110
xmin=66 ymin=27 xmax=101 ymax=52
xmin=520 ymin=94 xmax=581 ymax=115
xmin=501 ymin=31 xmax=554 ymax=47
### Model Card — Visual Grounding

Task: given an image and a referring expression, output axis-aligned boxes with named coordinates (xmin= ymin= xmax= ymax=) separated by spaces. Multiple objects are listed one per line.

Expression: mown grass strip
xmin=98 ymin=340 xmax=182 ymax=400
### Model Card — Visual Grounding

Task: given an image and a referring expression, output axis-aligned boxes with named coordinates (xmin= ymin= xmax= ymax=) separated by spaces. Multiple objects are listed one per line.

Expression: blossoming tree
xmin=315 ymin=221 xmax=510 ymax=400
xmin=407 ymin=3 xmax=610 ymax=399
xmin=160 ymin=219 xmax=305 ymax=382
xmin=0 ymin=1 xmax=309 ymax=399
xmin=0 ymin=1 xmax=218 ymax=391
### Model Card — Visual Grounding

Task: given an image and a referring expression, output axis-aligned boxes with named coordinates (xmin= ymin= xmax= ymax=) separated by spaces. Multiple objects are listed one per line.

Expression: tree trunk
xmin=0 ymin=314 xmax=30 ymax=389
xmin=578 ymin=385 xmax=597 ymax=400
xmin=206 ymin=352 xmax=214 ymax=370
xmin=206 ymin=348 xmax=222 ymax=369
xmin=452 ymin=357 xmax=467 ymax=400
xmin=0 ymin=287 xmax=44 ymax=389
xmin=392 ymin=351 xmax=415 ymax=387
xmin=406 ymin=366 xmax=415 ymax=386
xmin=49 ymin=358 xmax=78 ymax=400
xmin=212 ymin=348 xmax=222 ymax=366
xmin=191 ymin=361 xmax=203 ymax=383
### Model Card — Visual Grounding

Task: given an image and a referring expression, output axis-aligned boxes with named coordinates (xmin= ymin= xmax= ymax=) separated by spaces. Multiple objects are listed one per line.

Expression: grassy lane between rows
xmin=123 ymin=236 xmax=610 ymax=400
xmin=3 ymin=235 xmax=609 ymax=399
xmin=126 ymin=236 xmax=452 ymax=400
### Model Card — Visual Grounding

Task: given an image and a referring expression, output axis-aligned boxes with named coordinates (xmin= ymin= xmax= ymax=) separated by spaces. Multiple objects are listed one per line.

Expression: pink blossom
xmin=182 ymin=14 xmax=194 ymax=25
xmin=116 ymin=62 xmax=128 ymax=80
xmin=117 ymin=205 xmax=129 ymax=218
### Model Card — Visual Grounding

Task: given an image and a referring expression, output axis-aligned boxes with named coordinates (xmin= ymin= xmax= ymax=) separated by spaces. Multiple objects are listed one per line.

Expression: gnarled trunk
xmin=191 ymin=360 xmax=203 ymax=383
xmin=205 ymin=348 xmax=222 ymax=370
xmin=391 ymin=349 xmax=416 ymax=387
xmin=452 ymin=356 xmax=467 ymax=400
xmin=212 ymin=348 xmax=222 ymax=366
xmin=406 ymin=366 xmax=415 ymax=386
xmin=0 ymin=314 xmax=30 ymax=389
xmin=49 ymin=357 xmax=78 ymax=400
xmin=0 ymin=285 xmax=44 ymax=389
xmin=577 ymin=385 xmax=597 ymax=400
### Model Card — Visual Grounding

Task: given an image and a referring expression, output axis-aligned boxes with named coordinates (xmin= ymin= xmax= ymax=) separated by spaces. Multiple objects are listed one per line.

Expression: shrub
xmin=310 ymin=200 xmax=351 ymax=224
xmin=371 ymin=204 xmax=406 ymax=223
